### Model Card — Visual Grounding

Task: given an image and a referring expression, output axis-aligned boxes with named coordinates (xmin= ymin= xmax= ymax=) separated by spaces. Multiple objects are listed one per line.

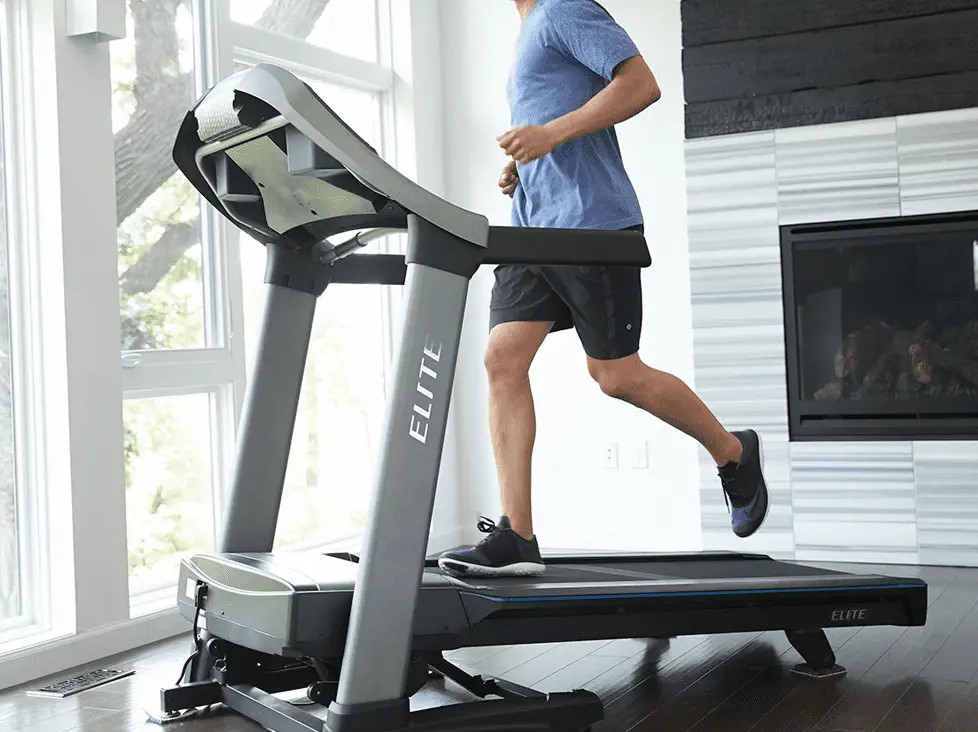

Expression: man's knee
xmin=484 ymin=322 xmax=551 ymax=386
xmin=484 ymin=339 xmax=532 ymax=387
xmin=588 ymin=356 xmax=643 ymax=400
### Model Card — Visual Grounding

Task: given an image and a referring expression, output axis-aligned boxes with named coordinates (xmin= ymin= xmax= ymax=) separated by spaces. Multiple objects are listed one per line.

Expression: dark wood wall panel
xmin=681 ymin=0 xmax=978 ymax=138
xmin=685 ymin=71 xmax=978 ymax=139
xmin=683 ymin=10 xmax=978 ymax=104
xmin=681 ymin=0 xmax=978 ymax=46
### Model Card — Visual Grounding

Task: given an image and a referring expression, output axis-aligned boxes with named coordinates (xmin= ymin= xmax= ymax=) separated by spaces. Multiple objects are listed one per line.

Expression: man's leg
xmin=545 ymin=256 xmax=769 ymax=539
xmin=484 ymin=321 xmax=553 ymax=541
xmin=587 ymin=354 xmax=768 ymax=537
xmin=438 ymin=265 xmax=567 ymax=578
xmin=586 ymin=356 xmax=741 ymax=467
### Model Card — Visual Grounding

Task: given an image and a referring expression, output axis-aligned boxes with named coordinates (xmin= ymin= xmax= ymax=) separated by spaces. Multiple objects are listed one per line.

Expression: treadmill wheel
xmin=306 ymin=681 xmax=338 ymax=706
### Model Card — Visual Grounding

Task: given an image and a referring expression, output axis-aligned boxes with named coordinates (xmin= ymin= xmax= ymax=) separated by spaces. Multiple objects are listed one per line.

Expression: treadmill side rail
xmin=459 ymin=582 xmax=928 ymax=649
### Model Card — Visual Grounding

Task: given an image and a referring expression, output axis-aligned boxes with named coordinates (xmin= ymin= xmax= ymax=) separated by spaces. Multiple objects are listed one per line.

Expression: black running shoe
xmin=437 ymin=516 xmax=545 ymax=578
xmin=718 ymin=429 xmax=769 ymax=538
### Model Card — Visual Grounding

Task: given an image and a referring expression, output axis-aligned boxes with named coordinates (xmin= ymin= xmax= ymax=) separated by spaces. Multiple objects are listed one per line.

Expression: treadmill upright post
xmin=327 ymin=215 xmax=481 ymax=732
xmin=218 ymin=244 xmax=322 ymax=553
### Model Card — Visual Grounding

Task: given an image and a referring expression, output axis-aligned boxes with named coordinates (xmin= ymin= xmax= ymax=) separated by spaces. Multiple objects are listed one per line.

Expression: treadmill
xmin=157 ymin=63 xmax=928 ymax=732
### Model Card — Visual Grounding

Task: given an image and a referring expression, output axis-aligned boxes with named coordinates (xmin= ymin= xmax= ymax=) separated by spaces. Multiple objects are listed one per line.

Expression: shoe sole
xmin=438 ymin=559 xmax=546 ymax=578
xmin=735 ymin=431 xmax=770 ymax=539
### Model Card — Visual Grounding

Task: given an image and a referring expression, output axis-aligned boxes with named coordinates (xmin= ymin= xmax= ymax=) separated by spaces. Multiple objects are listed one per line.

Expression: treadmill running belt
xmin=441 ymin=556 xmax=921 ymax=604
xmin=448 ymin=558 xmax=856 ymax=585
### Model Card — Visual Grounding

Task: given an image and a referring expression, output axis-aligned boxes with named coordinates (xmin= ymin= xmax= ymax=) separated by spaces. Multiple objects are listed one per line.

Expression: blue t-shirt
xmin=507 ymin=0 xmax=643 ymax=231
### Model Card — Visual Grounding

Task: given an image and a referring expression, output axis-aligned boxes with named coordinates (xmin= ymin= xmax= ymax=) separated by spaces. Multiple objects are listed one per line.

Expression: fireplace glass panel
xmin=794 ymin=234 xmax=978 ymax=401
xmin=782 ymin=212 xmax=978 ymax=439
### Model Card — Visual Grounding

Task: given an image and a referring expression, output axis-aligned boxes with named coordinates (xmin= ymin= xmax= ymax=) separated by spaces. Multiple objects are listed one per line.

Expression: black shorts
xmin=489 ymin=225 xmax=644 ymax=361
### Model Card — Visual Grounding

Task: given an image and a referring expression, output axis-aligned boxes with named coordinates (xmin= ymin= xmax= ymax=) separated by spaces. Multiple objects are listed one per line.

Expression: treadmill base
xmin=158 ymin=642 xmax=604 ymax=732
xmin=785 ymin=628 xmax=845 ymax=679
xmin=325 ymin=692 xmax=602 ymax=732
xmin=790 ymin=663 xmax=848 ymax=680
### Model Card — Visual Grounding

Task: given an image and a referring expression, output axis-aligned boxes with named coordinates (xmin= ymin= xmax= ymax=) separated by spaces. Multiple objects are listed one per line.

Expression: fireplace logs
xmin=816 ymin=319 xmax=978 ymax=400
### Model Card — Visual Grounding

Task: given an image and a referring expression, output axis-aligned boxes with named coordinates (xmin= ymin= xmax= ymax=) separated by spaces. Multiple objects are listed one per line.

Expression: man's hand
xmin=499 ymin=160 xmax=519 ymax=197
xmin=497 ymin=125 xmax=560 ymax=164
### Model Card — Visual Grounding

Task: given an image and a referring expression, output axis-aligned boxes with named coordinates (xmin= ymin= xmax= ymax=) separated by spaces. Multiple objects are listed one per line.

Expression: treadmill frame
xmin=207 ymin=213 xmax=483 ymax=726
xmin=158 ymin=62 xmax=926 ymax=732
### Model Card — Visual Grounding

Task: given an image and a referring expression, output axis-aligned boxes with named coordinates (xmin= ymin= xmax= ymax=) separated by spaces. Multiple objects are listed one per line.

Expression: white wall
xmin=389 ymin=0 xmax=464 ymax=553
xmin=438 ymin=0 xmax=702 ymax=551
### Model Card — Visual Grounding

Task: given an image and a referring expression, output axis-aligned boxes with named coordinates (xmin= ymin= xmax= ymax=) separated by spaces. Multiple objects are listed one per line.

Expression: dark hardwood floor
xmin=3 ymin=562 xmax=977 ymax=732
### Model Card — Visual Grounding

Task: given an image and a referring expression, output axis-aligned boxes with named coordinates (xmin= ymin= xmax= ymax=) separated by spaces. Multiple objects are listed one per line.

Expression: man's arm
xmin=545 ymin=55 xmax=660 ymax=147
xmin=498 ymin=1 xmax=661 ymax=165
xmin=498 ymin=56 xmax=660 ymax=164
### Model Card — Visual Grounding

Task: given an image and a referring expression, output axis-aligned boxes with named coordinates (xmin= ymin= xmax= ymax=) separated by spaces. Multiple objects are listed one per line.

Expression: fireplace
xmin=780 ymin=211 xmax=978 ymax=440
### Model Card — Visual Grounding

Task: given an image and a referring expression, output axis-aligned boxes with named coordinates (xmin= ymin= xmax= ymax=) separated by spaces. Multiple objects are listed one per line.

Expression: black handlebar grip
xmin=485 ymin=226 xmax=651 ymax=267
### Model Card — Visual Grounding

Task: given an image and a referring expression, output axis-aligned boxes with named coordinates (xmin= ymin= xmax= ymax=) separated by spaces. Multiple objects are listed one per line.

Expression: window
xmin=124 ymin=395 xmax=216 ymax=600
xmin=111 ymin=0 xmax=393 ymax=610
xmin=230 ymin=0 xmax=378 ymax=63
xmin=237 ymin=76 xmax=388 ymax=549
xmin=112 ymin=1 xmax=204 ymax=351
xmin=240 ymin=262 xmax=388 ymax=550
xmin=111 ymin=1 xmax=232 ymax=614
xmin=0 ymin=0 xmax=46 ymax=646
xmin=0 ymin=0 xmax=410 ymax=675
xmin=0 ymin=0 xmax=19 ymax=625
xmin=306 ymin=80 xmax=383 ymax=150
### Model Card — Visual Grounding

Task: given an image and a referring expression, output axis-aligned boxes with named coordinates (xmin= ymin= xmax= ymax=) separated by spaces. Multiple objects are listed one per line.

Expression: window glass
xmin=237 ymin=79 xmax=387 ymax=548
xmin=231 ymin=0 xmax=378 ymax=63
xmin=0 ymin=0 xmax=22 ymax=623
xmin=124 ymin=394 xmax=215 ymax=599
xmin=305 ymin=79 xmax=382 ymax=151
xmin=111 ymin=1 xmax=205 ymax=351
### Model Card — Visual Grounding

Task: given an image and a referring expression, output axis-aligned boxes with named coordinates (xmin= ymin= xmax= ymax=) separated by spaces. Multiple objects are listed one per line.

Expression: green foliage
xmin=124 ymin=395 xmax=214 ymax=594
xmin=117 ymin=171 xmax=203 ymax=350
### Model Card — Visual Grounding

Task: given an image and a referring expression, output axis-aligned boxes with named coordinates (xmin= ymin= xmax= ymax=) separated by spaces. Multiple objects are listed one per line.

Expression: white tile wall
xmin=897 ymin=108 xmax=978 ymax=215
xmin=686 ymin=132 xmax=795 ymax=559
xmin=913 ymin=442 xmax=978 ymax=566
xmin=791 ymin=442 xmax=918 ymax=564
xmin=775 ymin=119 xmax=901 ymax=225
xmin=685 ymin=108 xmax=978 ymax=566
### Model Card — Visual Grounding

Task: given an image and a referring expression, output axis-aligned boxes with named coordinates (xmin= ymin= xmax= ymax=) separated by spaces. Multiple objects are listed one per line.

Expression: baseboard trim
xmin=0 ymin=610 xmax=189 ymax=692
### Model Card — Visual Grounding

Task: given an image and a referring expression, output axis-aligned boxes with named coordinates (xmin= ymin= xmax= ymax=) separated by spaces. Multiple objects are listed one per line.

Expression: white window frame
xmin=0 ymin=0 xmax=49 ymax=647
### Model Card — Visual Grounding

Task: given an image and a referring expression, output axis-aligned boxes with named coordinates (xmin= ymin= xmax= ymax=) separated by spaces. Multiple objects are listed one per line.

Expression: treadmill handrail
xmin=329 ymin=253 xmax=407 ymax=285
xmin=486 ymin=226 xmax=651 ymax=267
xmin=327 ymin=225 xmax=651 ymax=285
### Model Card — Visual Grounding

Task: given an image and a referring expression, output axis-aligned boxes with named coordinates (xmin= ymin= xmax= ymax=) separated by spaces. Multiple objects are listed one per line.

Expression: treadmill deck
xmin=446 ymin=554 xmax=922 ymax=602
xmin=177 ymin=550 xmax=927 ymax=658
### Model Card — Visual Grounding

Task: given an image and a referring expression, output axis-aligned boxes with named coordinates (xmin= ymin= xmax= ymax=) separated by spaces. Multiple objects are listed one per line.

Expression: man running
xmin=438 ymin=0 xmax=769 ymax=577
